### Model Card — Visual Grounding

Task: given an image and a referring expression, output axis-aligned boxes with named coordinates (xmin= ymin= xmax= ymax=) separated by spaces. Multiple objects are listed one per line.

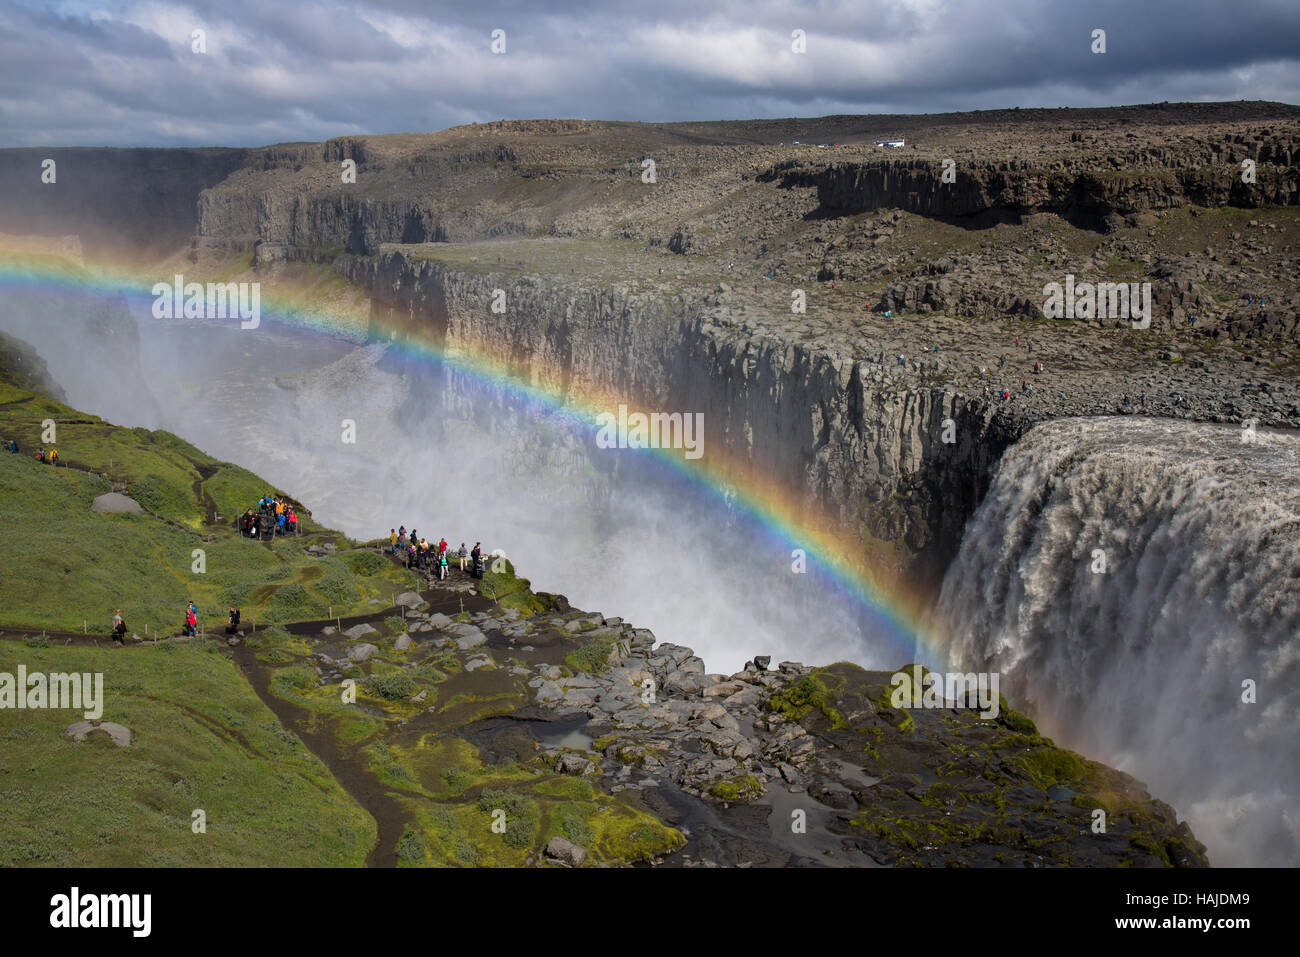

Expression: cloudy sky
xmin=2 ymin=0 xmax=1298 ymax=147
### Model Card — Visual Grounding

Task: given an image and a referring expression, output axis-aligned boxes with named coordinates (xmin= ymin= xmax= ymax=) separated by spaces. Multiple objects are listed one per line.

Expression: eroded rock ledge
xmin=347 ymin=587 xmax=1209 ymax=868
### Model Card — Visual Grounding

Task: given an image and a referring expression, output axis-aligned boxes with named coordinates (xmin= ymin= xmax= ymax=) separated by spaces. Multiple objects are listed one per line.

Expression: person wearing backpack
xmin=184 ymin=603 xmax=198 ymax=637
xmin=112 ymin=609 xmax=127 ymax=645
xmin=226 ymin=607 xmax=241 ymax=635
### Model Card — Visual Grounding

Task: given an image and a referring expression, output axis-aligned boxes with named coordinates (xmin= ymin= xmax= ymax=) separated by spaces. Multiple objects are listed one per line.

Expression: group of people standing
xmin=0 ymin=439 xmax=53 ymax=461
xmin=241 ymin=495 xmax=298 ymax=539
xmin=0 ymin=441 xmax=57 ymax=462
xmin=390 ymin=526 xmax=484 ymax=579
xmin=109 ymin=603 xmax=240 ymax=644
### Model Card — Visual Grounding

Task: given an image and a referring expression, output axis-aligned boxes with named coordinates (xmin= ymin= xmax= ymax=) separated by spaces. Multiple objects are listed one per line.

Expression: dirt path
xmin=228 ymin=635 xmax=407 ymax=867
xmin=0 ymin=574 xmax=488 ymax=868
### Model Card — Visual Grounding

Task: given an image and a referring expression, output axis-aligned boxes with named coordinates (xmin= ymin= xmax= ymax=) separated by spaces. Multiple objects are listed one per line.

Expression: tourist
xmin=458 ymin=542 xmax=469 ymax=571
xmin=389 ymin=528 xmax=398 ymax=554
xmin=226 ymin=607 xmax=241 ymax=635
xmin=112 ymin=609 xmax=127 ymax=645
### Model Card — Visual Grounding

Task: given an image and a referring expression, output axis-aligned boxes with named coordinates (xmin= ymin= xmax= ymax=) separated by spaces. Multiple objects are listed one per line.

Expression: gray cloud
xmin=1 ymin=0 xmax=1297 ymax=146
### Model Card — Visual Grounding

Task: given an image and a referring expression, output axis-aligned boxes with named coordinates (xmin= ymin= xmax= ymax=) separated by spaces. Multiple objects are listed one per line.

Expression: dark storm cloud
xmin=1 ymin=0 xmax=1297 ymax=146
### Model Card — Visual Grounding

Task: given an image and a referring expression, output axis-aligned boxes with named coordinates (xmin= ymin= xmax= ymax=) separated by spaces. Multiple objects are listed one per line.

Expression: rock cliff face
xmin=769 ymin=128 xmax=1300 ymax=227
xmin=0 ymin=147 xmax=248 ymax=262
xmin=345 ymin=250 xmax=1024 ymax=585
xmin=3 ymin=103 xmax=1296 ymax=583
xmin=770 ymin=147 xmax=1299 ymax=229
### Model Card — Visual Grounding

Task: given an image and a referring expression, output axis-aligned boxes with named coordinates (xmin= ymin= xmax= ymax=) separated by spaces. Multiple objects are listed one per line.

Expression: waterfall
xmin=937 ymin=416 xmax=1300 ymax=866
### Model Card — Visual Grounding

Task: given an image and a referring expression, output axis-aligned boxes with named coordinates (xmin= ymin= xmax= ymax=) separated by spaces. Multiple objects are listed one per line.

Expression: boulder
xmin=545 ymin=836 xmax=588 ymax=867
xmin=451 ymin=624 xmax=487 ymax=649
xmin=656 ymin=644 xmax=696 ymax=665
xmin=343 ymin=623 xmax=377 ymax=640
xmin=65 ymin=720 xmax=131 ymax=747
xmin=556 ymin=753 xmax=598 ymax=776
xmin=393 ymin=634 xmax=412 ymax=651
xmin=703 ymin=680 xmax=746 ymax=699
xmin=348 ymin=643 xmax=378 ymax=662
xmin=90 ymin=492 xmax=142 ymax=514
xmin=394 ymin=592 xmax=423 ymax=608
xmin=532 ymin=680 xmax=564 ymax=704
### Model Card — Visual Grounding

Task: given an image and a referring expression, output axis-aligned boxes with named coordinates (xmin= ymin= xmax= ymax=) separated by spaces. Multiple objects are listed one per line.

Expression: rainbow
xmin=0 ymin=249 xmax=950 ymax=667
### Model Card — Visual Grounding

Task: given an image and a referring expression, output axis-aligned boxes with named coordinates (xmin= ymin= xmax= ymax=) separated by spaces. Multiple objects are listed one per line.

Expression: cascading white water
xmin=937 ymin=416 xmax=1300 ymax=867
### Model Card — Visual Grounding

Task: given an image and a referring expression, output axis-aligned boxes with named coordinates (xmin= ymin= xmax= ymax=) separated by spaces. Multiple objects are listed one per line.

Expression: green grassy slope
xmin=0 ymin=639 xmax=374 ymax=866
xmin=0 ymin=351 xmax=419 ymax=635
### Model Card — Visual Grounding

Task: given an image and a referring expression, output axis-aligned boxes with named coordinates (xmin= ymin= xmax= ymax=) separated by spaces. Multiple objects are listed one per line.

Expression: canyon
xmin=2 ymin=101 xmax=1298 ymax=866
